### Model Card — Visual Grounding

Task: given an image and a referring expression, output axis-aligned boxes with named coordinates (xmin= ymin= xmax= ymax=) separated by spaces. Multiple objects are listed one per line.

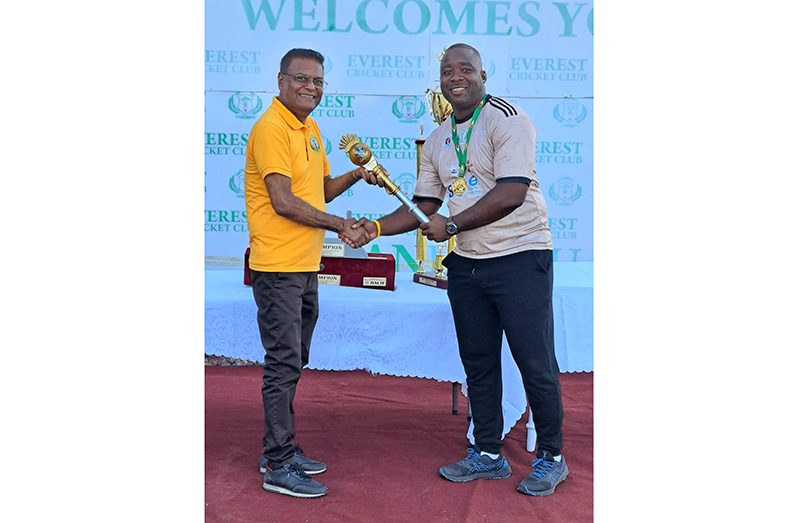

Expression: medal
xmin=452 ymin=177 xmax=467 ymax=196
xmin=450 ymin=95 xmax=487 ymax=199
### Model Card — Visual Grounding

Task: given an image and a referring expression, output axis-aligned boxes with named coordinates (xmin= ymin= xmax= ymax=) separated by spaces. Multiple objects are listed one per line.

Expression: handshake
xmin=336 ymin=165 xmax=385 ymax=248
xmin=337 ymin=218 xmax=378 ymax=249
xmin=334 ymin=165 xmax=384 ymax=249
xmin=337 ymin=213 xmax=454 ymax=248
xmin=334 ymin=162 xmax=453 ymax=248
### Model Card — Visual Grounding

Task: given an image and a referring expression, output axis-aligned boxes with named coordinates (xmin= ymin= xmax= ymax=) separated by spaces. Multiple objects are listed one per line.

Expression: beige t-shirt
xmin=415 ymin=95 xmax=553 ymax=259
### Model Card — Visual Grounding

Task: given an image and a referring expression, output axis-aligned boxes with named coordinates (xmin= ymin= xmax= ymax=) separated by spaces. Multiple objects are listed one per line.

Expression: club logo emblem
xmin=228 ymin=92 xmax=263 ymax=119
xmin=396 ymin=172 xmax=416 ymax=196
xmin=548 ymin=177 xmax=582 ymax=205
xmin=229 ymin=169 xmax=245 ymax=197
xmin=392 ymin=96 xmax=426 ymax=123
xmin=553 ymin=99 xmax=587 ymax=127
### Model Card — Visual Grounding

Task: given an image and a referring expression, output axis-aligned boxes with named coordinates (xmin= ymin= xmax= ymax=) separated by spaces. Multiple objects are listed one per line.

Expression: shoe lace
xmin=461 ymin=448 xmax=482 ymax=465
xmin=462 ymin=448 xmax=503 ymax=473
xmin=530 ymin=457 xmax=554 ymax=479
xmin=285 ymin=463 xmax=311 ymax=482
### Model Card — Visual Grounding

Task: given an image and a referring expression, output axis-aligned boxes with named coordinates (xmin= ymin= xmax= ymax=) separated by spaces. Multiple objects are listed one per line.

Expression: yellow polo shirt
xmin=244 ymin=97 xmax=331 ymax=272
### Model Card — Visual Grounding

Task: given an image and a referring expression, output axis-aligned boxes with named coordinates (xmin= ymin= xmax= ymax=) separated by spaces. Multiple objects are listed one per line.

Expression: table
xmin=205 ymin=263 xmax=593 ymax=450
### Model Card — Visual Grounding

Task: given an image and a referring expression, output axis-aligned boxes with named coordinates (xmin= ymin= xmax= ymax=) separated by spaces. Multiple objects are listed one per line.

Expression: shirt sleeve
xmin=413 ymin=136 xmax=447 ymax=201
xmin=491 ymin=112 xmax=537 ymax=181
xmin=251 ymin=122 xmax=293 ymax=180
xmin=322 ymin=139 xmax=331 ymax=178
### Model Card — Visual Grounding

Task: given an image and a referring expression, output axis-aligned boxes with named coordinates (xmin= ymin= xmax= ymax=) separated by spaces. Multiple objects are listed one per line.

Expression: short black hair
xmin=445 ymin=43 xmax=481 ymax=59
xmin=280 ymin=48 xmax=325 ymax=73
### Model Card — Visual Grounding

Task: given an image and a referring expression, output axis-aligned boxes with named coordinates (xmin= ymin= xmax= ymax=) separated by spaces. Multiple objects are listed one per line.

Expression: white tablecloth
xmin=205 ymin=263 xmax=593 ymax=440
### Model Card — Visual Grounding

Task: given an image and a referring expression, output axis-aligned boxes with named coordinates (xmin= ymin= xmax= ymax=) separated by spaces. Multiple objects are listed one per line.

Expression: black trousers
xmin=443 ymin=249 xmax=563 ymax=455
xmin=251 ymin=270 xmax=319 ymax=469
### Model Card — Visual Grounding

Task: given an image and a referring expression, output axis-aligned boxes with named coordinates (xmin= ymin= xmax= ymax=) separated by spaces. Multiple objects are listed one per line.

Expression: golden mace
xmin=338 ymin=134 xmax=430 ymax=224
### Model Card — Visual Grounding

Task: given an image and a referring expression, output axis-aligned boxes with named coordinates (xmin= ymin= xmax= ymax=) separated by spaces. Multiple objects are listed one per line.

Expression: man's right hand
xmin=339 ymin=218 xmax=378 ymax=248
xmin=339 ymin=218 xmax=369 ymax=248
xmin=352 ymin=218 xmax=378 ymax=240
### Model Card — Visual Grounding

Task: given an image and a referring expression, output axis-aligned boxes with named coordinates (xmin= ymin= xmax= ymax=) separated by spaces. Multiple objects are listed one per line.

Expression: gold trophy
xmin=425 ymin=88 xmax=453 ymax=125
xmin=339 ymin=134 xmax=429 ymax=225
xmin=412 ymin=87 xmax=456 ymax=290
xmin=415 ymin=128 xmax=427 ymax=275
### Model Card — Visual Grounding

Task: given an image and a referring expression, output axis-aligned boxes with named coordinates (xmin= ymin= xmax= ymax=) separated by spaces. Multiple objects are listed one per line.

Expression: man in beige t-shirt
xmin=353 ymin=43 xmax=568 ymax=497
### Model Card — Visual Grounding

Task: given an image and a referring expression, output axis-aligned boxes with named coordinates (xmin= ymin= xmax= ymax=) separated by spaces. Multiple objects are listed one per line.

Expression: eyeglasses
xmin=280 ymin=71 xmax=327 ymax=88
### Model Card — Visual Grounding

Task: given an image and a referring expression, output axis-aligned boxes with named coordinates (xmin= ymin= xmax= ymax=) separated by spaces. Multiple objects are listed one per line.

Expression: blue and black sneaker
xmin=259 ymin=446 xmax=327 ymax=475
xmin=517 ymin=450 xmax=569 ymax=496
xmin=262 ymin=463 xmax=328 ymax=498
xmin=439 ymin=448 xmax=512 ymax=483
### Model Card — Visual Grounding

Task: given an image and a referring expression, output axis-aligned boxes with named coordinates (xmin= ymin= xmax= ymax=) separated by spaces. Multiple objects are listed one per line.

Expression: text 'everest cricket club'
xmin=356 ymin=136 xmax=418 ymax=160
xmin=203 ymin=133 xmax=417 ymax=160
xmin=205 ymin=210 xmax=249 ymax=233
xmin=206 ymin=133 xmax=249 ymax=156
xmin=310 ymin=95 xmax=357 ymax=118
xmin=346 ymin=55 xmax=425 ymax=79
xmin=509 ymin=57 xmax=589 ymax=82
xmin=535 ymin=141 xmax=583 ymax=165
xmin=240 ymin=0 xmax=593 ymax=37
xmin=206 ymin=50 xmax=262 ymax=74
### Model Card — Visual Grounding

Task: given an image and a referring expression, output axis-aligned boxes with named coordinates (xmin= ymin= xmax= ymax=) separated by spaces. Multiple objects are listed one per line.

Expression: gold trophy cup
xmin=412 ymin=87 xmax=456 ymax=290
xmin=425 ymin=88 xmax=453 ymax=125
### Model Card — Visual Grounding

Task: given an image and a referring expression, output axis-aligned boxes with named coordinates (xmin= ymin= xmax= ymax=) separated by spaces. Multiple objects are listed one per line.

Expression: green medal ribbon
xmin=450 ymin=95 xmax=487 ymax=177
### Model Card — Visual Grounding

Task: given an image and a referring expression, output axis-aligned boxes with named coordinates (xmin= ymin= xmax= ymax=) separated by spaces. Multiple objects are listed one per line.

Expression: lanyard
xmin=450 ymin=95 xmax=487 ymax=177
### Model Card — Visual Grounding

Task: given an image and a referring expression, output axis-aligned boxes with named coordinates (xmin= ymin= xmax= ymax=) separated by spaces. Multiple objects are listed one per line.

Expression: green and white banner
xmin=205 ymin=0 xmax=593 ymax=268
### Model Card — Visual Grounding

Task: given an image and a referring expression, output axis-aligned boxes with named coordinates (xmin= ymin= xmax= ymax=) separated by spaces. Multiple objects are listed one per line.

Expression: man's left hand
xmin=352 ymin=167 xmax=385 ymax=188
xmin=419 ymin=214 xmax=450 ymax=242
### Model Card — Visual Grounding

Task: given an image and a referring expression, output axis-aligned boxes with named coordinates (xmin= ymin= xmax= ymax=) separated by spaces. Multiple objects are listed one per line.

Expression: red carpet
xmin=206 ymin=367 xmax=593 ymax=522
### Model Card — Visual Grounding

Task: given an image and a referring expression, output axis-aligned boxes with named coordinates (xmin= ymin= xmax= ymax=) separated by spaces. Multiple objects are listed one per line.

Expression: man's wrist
xmin=445 ymin=217 xmax=459 ymax=236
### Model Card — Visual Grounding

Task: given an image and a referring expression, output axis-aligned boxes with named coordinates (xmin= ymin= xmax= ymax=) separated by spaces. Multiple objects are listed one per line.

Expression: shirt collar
xmin=453 ymin=94 xmax=491 ymax=125
xmin=272 ymin=97 xmax=306 ymax=130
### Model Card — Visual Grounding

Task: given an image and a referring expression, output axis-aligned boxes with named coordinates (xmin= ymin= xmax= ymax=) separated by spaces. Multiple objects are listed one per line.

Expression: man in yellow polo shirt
xmin=244 ymin=48 xmax=378 ymax=498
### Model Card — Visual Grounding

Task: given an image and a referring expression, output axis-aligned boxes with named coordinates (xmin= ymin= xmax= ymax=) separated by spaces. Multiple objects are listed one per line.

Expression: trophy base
xmin=413 ymin=271 xmax=448 ymax=290
xmin=319 ymin=253 xmax=396 ymax=291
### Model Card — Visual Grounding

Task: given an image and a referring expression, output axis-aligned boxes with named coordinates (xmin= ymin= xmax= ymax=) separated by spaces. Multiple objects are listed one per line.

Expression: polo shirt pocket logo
xmin=309 ymin=135 xmax=320 ymax=152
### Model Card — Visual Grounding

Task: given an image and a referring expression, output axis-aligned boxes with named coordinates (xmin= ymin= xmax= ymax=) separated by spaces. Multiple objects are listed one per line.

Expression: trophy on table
xmin=337 ymin=60 xmax=458 ymax=288
xmin=410 ymin=87 xmax=456 ymax=290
